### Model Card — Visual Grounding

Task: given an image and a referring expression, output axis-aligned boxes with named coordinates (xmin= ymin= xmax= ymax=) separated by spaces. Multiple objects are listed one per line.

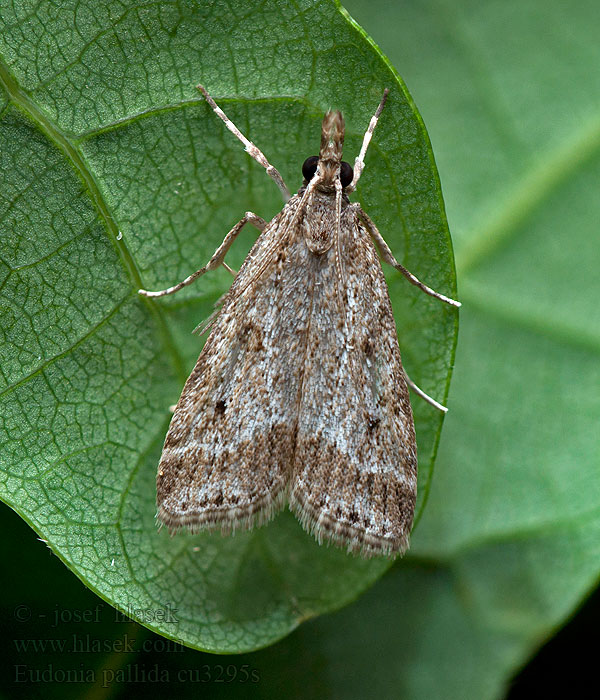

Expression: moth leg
xmin=403 ymin=370 xmax=448 ymax=413
xmin=197 ymin=84 xmax=291 ymax=202
xmin=346 ymin=88 xmax=389 ymax=193
xmin=139 ymin=212 xmax=266 ymax=298
xmin=356 ymin=206 xmax=461 ymax=308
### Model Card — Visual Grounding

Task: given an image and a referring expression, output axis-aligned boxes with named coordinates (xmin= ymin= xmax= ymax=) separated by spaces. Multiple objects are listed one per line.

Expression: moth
xmin=139 ymin=85 xmax=459 ymax=557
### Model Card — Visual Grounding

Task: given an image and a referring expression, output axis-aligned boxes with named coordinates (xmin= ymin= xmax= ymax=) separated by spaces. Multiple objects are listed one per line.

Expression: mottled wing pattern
xmin=289 ymin=203 xmax=417 ymax=556
xmin=157 ymin=194 xmax=311 ymax=531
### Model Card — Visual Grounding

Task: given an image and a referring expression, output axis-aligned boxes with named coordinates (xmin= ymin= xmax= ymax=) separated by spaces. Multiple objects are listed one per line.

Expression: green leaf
xmin=0 ymin=1 xmax=458 ymax=652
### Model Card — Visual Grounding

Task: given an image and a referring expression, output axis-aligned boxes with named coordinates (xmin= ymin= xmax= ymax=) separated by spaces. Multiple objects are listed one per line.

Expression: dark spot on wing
xmin=368 ymin=417 xmax=380 ymax=433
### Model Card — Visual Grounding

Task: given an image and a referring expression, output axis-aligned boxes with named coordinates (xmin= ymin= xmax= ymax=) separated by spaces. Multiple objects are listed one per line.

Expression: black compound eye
xmin=340 ymin=161 xmax=353 ymax=188
xmin=302 ymin=155 xmax=319 ymax=181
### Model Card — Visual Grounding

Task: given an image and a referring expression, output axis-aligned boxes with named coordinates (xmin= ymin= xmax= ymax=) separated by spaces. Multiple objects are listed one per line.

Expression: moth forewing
xmin=288 ymin=202 xmax=417 ymax=557
xmin=156 ymin=198 xmax=309 ymax=533
xmin=140 ymin=86 xmax=459 ymax=558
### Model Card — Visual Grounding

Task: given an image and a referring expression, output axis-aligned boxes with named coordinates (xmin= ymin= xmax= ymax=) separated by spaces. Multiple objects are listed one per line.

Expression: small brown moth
xmin=140 ymin=85 xmax=460 ymax=557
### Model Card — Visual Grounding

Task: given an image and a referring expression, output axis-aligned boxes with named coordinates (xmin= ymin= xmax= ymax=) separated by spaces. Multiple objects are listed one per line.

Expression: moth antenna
xmin=197 ymin=84 xmax=291 ymax=201
xmin=333 ymin=178 xmax=346 ymax=313
xmin=346 ymin=88 xmax=389 ymax=193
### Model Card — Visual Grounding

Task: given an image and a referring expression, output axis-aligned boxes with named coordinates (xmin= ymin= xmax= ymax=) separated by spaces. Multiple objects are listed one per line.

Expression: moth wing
xmin=289 ymin=209 xmax=417 ymax=556
xmin=157 ymin=196 xmax=309 ymax=532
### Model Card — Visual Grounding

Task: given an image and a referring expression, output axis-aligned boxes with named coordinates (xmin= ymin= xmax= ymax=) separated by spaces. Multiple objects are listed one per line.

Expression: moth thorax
xmin=302 ymin=193 xmax=338 ymax=255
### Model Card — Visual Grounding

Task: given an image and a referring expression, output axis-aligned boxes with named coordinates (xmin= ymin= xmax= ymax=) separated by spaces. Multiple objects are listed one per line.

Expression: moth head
xmin=301 ymin=110 xmax=353 ymax=191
